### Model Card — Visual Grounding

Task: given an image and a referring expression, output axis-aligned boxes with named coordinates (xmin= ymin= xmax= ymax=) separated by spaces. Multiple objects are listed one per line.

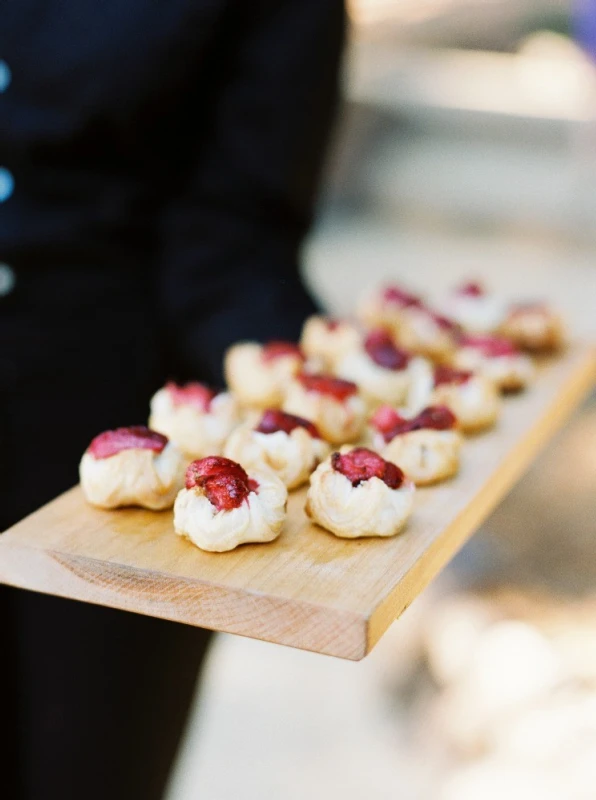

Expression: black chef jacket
xmin=0 ymin=0 xmax=346 ymax=528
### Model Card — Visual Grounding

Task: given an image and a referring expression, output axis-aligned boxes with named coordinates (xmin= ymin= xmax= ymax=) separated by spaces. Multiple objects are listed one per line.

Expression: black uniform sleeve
xmin=157 ymin=0 xmax=346 ymax=384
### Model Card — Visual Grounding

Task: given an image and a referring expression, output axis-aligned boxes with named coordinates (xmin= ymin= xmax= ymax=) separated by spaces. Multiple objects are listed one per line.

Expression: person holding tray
xmin=0 ymin=2 xmax=345 ymax=798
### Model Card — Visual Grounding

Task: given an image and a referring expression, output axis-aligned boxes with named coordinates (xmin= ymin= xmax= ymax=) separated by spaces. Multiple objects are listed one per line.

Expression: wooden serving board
xmin=1 ymin=344 xmax=594 ymax=660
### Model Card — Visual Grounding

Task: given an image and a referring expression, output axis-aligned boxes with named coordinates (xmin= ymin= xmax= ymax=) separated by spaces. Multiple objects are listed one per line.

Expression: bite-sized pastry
xmin=224 ymin=409 xmax=330 ymax=490
xmin=431 ymin=365 xmax=500 ymax=433
xmin=300 ymin=315 xmax=361 ymax=368
xmin=370 ymin=405 xmax=461 ymax=486
xmin=224 ymin=340 xmax=305 ymax=409
xmin=80 ymin=426 xmax=186 ymax=510
xmin=305 ymin=447 xmax=415 ymax=539
xmin=149 ymin=381 xmax=240 ymax=458
xmin=438 ymin=281 xmax=507 ymax=334
xmin=174 ymin=456 xmax=287 ymax=553
xmin=357 ymin=283 xmax=423 ymax=335
xmin=283 ymin=373 xmax=366 ymax=444
xmin=452 ymin=334 xmax=534 ymax=392
xmin=395 ymin=303 xmax=459 ymax=362
xmin=499 ymin=302 xmax=566 ymax=352
xmin=334 ymin=330 xmax=420 ymax=408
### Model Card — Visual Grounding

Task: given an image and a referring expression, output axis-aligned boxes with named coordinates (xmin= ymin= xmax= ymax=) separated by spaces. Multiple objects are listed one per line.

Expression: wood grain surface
xmin=1 ymin=344 xmax=594 ymax=660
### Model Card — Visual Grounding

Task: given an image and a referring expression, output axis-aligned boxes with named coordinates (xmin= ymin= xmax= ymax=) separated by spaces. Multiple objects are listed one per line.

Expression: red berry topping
xmin=88 ymin=426 xmax=168 ymax=459
xmin=372 ymin=405 xmax=456 ymax=442
xmin=364 ymin=330 xmax=410 ymax=370
xmin=166 ymin=381 xmax=217 ymax=411
xmin=425 ymin=307 xmax=458 ymax=332
xmin=325 ymin=318 xmax=341 ymax=331
xmin=370 ymin=405 xmax=407 ymax=437
xmin=331 ymin=447 xmax=404 ymax=489
xmin=261 ymin=340 xmax=304 ymax=363
xmin=298 ymin=373 xmax=358 ymax=402
xmin=185 ymin=456 xmax=257 ymax=511
xmin=457 ymin=281 xmax=485 ymax=298
xmin=382 ymin=285 xmax=422 ymax=308
xmin=434 ymin=365 xmax=473 ymax=387
xmin=459 ymin=334 xmax=518 ymax=358
xmin=256 ymin=409 xmax=321 ymax=439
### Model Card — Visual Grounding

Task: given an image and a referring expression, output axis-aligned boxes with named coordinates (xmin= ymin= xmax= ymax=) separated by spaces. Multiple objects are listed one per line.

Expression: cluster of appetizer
xmin=79 ymin=280 xmax=565 ymax=552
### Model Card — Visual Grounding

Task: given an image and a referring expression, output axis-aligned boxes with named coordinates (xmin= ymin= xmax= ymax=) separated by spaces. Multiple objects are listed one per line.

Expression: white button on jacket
xmin=0 ymin=167 xmax=14 ymax=202
xmin=0 ymin=60 xmax=10 ymax=92
xmin=0 ymin=264 xmax=15 ymax=297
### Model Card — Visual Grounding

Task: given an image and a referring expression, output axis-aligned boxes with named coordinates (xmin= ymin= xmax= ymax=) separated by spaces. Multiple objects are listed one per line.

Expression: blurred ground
xmin=167 ymin=8 xmax=596 ymax=799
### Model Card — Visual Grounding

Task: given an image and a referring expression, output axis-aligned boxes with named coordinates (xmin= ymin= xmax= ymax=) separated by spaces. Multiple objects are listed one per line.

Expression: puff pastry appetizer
xmin=80 ymin=426 xmax=186 ymax=510
xmin=370 ymin=405 xmax=461 ymax=485
xmin=438 ymin=281 xmax=507 ymax=334
xmin=453 ymin=334 xmax=534 ymax=392
xmin=305 ymin=447 xmax=415 ymax=539
xmin=174 ymin=456 xmax=287 ymax=552
xmin=357 ymin=284 xmax=422 ymax=335
xmin=149 ymin=381 xmax=240 ymax=458
xmin=431 ymin=365 xmax=500 ymax=433
xmin=224 ymin=409 xmax=330 ymax=490
xmin=500 ymin=302 xmax=566 ymax=353
xmin=300 ymin=315 xmax=361 ymax=368
xmin=335 ymin=330 xmax=420 ymax=407
xmin=283 ymin=373 xmax=366 ymax=444
xmin=224 ymin=340 xmax=305 ymax=409
xmin=395 ymin=302 xmax=459 ymax=362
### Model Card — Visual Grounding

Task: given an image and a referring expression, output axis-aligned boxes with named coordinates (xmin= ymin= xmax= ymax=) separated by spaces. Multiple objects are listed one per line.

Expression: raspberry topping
xmin=382 ymin=285 xmax=422 ymax=308
xmin=88 ymin=426 xmax=168 ymax=459
xmin=325 ymin=318 xmax=341 ymax=331
xmin=331 ymin=448 xmax=404 ymax=489
xmin=364 ymin=330 xmax=410 ymax=370
xmin=425 ymin=307 xmax=458 ymax=332
xmin=459 ymin=334 xmax=518 ymax=358
xmin=434 ymin=365 xmax=473 ymax=387
xmin=185 ymin=456 xmax=258 ymax=511
xmin=261 ymin=340 xmax=304 ymax=363
xmin=166 ymin=381 xmax=217 ymax=411
xmin=371 ymin=405 xmax=457 ymax=442
xmin=457 ymin=281 xmax=485 ymax=298
xmin=256 ymin=409 xmax=321 ymax=439
xmin=298 ymin=373 xmax=358 ymax=401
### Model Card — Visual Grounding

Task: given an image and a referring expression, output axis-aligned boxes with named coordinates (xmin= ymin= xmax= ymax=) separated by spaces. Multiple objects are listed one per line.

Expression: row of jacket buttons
xmin=0 ymin=58 xmax=15 ymax=298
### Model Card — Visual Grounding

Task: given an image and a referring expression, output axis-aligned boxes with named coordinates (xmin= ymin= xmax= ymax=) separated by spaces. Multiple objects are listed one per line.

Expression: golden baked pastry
xmin=224 ymin=409 xmax=330 ymax=490
xmin=395 ymin=304 xmax=458 ymax=362
xmin=356 ymin=284 xmax=422 ymax=335
xmin=300 ymin=315 xmax=361 ymax=368
xmin=305 ymin=447 xmax=415 ymax=539
xmin=174 ymin=457 xmax=287 ymax=552
xmin=452 ymin=335 xmax=534 ymax=392
xmin=224 ymin=340 xmax=305 ymax=409
xmin=282 ymin=373 xmax=366 ymax=444
xmin=334 ymin=330 xmax=423 ymax=408
xmin=438 ymin=281 xmax=507 ymax=334
xmin=431 ymin=366 xmax=500 ymax=433
xmin=370 ymin=405 xmax=461 ymax=485
xmin=499 ymin=303 xmax=566 ymax=352
xmin=80 ymin=426 xmax=186 ymax=510
xmin=149 ymin=381 xmax=240 ymax=458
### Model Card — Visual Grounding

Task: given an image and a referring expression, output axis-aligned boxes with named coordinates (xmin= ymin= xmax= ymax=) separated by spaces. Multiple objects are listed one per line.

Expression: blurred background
xmin=168 ymin=1 xmax=596 ymax=797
